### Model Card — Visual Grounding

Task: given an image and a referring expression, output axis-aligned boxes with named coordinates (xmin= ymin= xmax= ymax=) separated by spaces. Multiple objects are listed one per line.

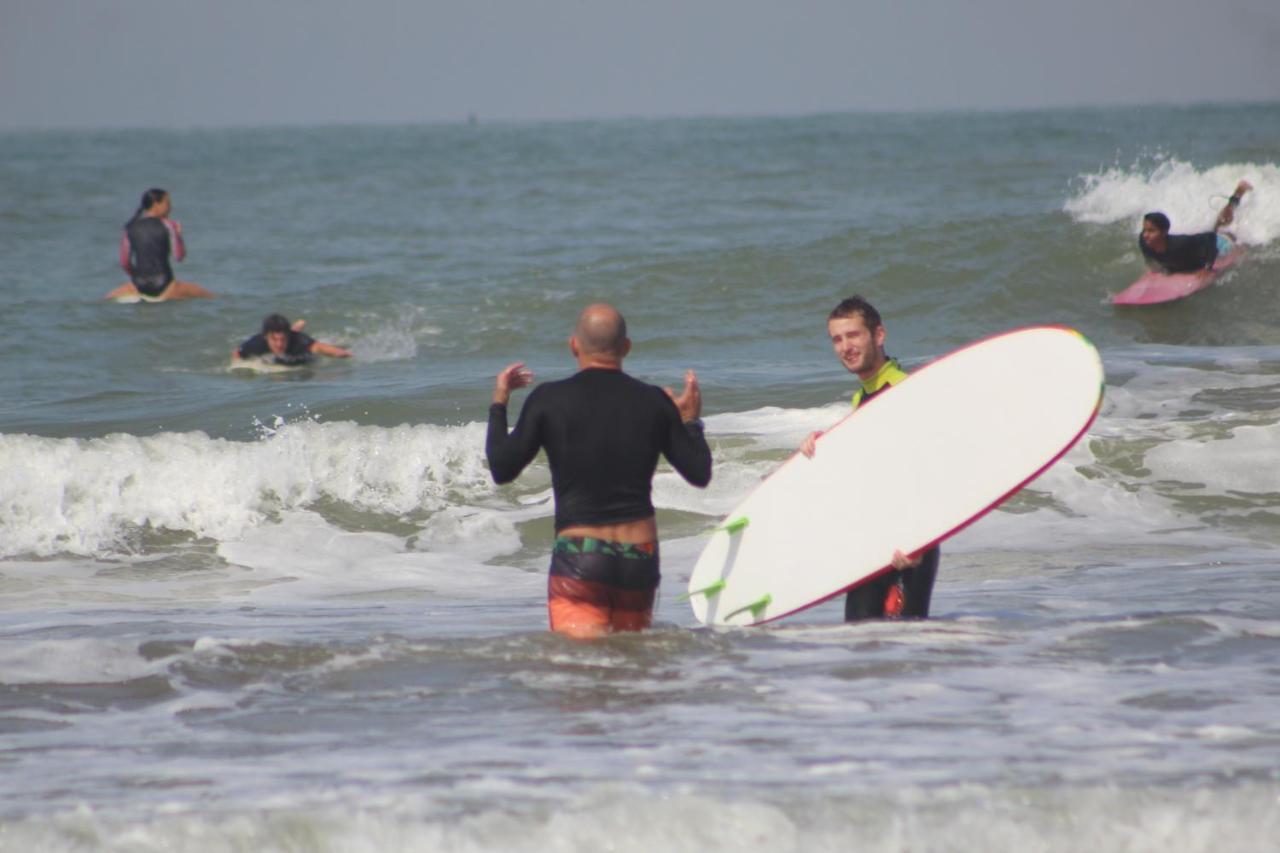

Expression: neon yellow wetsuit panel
xmin=851 ymin=358 xmax=908 ymax=410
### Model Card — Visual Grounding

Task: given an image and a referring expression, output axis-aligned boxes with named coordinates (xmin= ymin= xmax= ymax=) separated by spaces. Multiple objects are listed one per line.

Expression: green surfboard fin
xmin=724 ymin=593 xmax=772 ymax=622
xmin=700 ymin=516 xmax=748 ymax=540
xmin=679 ymin=579 xmax=727 ymax=602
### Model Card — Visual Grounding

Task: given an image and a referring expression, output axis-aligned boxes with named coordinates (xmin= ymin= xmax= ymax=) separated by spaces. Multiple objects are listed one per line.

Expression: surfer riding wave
xmin=1139 ymin=180 xmax=1252 ymax=275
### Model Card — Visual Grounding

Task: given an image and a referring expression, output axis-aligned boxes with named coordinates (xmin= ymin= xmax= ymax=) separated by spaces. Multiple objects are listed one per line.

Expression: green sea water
xmin=2 ymin=104 xmax=1280 ymax=851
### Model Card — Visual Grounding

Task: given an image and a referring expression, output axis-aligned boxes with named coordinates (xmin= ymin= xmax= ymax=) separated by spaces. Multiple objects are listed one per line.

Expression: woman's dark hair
xmin=126 ymin=188 xmax=169 ymax=225
xmin=261 ymin=314 xmax=292 ymax=334
xmin=1143 ymin=212 xmax=1171 ymax=234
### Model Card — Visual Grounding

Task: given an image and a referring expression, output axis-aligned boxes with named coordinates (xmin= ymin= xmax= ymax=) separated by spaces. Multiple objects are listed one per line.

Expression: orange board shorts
xmin=547 ymin=536 xmax=659 ymax=637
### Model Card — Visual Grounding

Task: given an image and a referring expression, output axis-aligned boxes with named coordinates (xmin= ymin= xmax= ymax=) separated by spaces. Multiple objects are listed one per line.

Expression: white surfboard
xmin=227 ymin=357 xmax=310 ymax=374
xmin=687 ymin=326 xmax=1104 ymax=627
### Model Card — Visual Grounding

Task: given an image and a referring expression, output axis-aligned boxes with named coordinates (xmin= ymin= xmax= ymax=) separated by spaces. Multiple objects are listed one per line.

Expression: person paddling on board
xmin=106 ymin=188 xmax=214 ymax=301
xmin=486 ymin=303 xmax=712 ymax=639
xmin=799 ymin=295 xmax=939 ymax=621
xmin=1139 ymin=180 xmax=1252 ymax=275
xmin=233 ymin=314 xmax=352 ymax=365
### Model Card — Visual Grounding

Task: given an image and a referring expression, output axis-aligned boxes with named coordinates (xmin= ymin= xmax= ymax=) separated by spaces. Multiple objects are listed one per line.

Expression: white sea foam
xmin=707 ymin=403 xmax=849 ymax=448
xmin=1064 ymin=158 xmax=1280 ymax=247
xmin=5 ymin=354 xmax=1276 ymax=566
xmin=0 ymin=420 xmax=494 ymax=559
xmin=4 ymin=782 xmax=1279 ymax=853
xmin=698 ymin=365 xmax=1280 ymax=557
xmin=1145 ymin=422 xmax=1280 ymax=494
xmin=0 ymin=638 xmax=160 ymax=685
xmin=344 ymin=310 xmax=434 ymax=363
xmin=217 ymin=510 xmax=542 ymax=601
xmin=413 ymin=505 xmax=526 ymax=561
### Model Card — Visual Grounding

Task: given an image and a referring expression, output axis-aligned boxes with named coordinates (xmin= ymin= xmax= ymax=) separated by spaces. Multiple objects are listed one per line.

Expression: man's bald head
xmin=573 ymin=303 xmax=629 ymax=359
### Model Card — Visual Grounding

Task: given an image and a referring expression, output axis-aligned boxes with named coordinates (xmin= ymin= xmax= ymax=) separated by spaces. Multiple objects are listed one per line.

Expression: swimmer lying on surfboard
xmin=1138 ymin=180 xmax=1252 ymax=276
xmin=232 ymin=314 xmax=352 ymax=366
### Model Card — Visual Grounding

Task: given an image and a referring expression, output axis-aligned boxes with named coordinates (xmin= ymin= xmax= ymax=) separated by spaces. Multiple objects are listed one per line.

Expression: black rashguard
xmin=1140 ymin=232 xmax=1218 ymax=274
xmin=237 ymin=331 xmax=316 ymax=365
xmin=486 ymin=368 xmax=712 ymax=531
xmin=124 ymin=217 xmax=175 ymax=295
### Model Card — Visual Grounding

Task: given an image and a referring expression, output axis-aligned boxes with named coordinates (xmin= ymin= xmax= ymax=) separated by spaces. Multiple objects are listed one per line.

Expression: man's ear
xmin=620 ymin=338 xmax=632 ymax=358
xmin=569 ymin=336 xmax=580 ymax=358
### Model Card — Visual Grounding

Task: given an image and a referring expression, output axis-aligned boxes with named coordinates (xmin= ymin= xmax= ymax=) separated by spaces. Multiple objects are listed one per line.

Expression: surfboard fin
xmin=724 ymin=593 xmax=772 ymax=623
xmin=678 ymin=579 xmax=726 ymax=602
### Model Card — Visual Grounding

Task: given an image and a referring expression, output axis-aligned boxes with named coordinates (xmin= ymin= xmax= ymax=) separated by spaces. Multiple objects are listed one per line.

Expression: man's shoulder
xmin=288 ymin=331 xmax=315 ymax=353
xmin=608 ymin=370 xmax=674 ymax=403
xmin=529 ymin=373 xmax=576 ymax=396
xmin=560 ymin=368 xmax=657 ymax=389
xmin=514 ymin=375 xmax=568 ymax=410
xmin=616 ymin=369 xmax=667 ymax=393
xmin=239 ymin=334 xmax=268 ymax=355
xmin=549 ymin=369 xmax=671 ymax=403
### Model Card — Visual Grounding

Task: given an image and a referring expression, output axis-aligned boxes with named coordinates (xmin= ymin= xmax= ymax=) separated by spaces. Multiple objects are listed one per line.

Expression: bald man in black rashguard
xmin=486 ymin=303 xmax=713 ymax=638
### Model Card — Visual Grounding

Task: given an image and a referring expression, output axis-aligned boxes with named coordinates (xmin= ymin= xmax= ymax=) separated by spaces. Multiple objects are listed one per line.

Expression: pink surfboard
xmin=1112 ymin=246 xmax=1243 ymax=306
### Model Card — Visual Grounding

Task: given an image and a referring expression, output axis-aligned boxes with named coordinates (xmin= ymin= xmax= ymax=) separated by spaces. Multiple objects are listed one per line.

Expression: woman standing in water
xmin=106 ymin=188 xmax=213 ymax=301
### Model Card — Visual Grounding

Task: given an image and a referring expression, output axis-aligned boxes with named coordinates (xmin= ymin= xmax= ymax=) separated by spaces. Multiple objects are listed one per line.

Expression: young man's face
xmin=828 ymin=314 xmax=886 ymax=379
xmin=265 ymin=331 xmax=288 ymax=355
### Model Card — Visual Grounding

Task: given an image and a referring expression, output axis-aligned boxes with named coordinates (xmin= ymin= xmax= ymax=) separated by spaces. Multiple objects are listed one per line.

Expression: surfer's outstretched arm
xmin=1215 ymin=180 xmax=1252 ymax=229
xmin=310 ymin=341 xmax=351 ymax=358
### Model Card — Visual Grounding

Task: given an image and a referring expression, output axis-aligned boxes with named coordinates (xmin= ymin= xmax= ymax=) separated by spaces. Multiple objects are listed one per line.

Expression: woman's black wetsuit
xmin=122 ymin=217 xmax=177 ymax=296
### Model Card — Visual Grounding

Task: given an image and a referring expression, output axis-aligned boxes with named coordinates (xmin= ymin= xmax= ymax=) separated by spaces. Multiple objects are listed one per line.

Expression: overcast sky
xmin=2 ymin=0 xmax=1278 ymax=130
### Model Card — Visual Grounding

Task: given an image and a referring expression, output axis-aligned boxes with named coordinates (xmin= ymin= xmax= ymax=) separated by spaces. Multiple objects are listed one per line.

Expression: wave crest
xmin=0 ymin=420 xmax=493 ymax=558
xmin=1064 ymin=158 xmax=1280 ymax=247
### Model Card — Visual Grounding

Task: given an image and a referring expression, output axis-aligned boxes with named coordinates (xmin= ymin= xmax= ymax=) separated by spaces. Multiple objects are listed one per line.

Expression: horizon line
xmin=3 ymin=97 xmax=1278 ymax=136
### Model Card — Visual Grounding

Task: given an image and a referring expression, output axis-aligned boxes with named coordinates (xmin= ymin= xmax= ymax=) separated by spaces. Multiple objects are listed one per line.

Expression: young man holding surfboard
xmin=1139 ymin=180 xmax=1252 ymax=275
xmin=485 ymin=303 xmax=712 ymax=639
xmin=800 ymin=295 xmax=939 ymax=621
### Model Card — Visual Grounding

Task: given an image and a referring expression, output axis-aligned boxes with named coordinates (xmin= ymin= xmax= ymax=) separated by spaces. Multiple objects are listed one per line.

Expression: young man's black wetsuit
xmin=237 ymin=331 xmax=316 ymax=366
xmin=486 ymin=367 xmax=712 ymax=530
xmin=842 ymin=362 xmax=940 ymax=620
xmin=123 ymin=217 xmax=178 ymax=296
xmin=1139 ymin=232 xmax=1219 ymax=274
xmin=845 ymin=546 xmax=940 ymax=619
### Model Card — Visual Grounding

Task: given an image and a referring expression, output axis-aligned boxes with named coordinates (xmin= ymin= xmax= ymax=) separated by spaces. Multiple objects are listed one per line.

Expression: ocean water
xmin=2 ymin=103 xmax=1280 ymax=851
